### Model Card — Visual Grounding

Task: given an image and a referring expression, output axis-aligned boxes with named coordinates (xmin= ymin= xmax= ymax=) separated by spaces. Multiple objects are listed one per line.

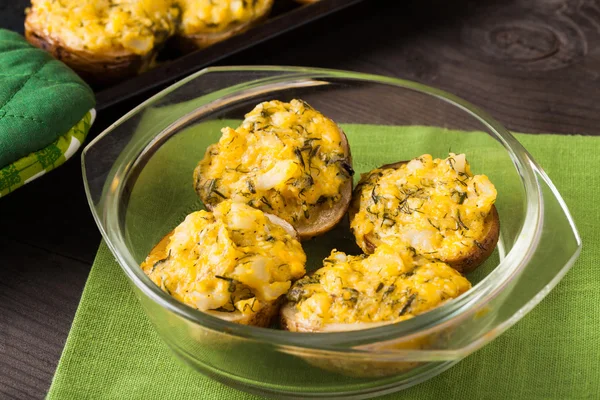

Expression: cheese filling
xmin=179 ymin=0 xmax=271 ymax=35
xmin=194 ymin=99 xmax=353 ymax=226
xmin=287 ymin=244 xmax=471 ymax=326
xmin=27 ymin=0 xmax=180 ymax=54
xmin=141 ymin=200 xmax=306 ymax=315
xmin=350 ymin=154 xmax=497 ymax=262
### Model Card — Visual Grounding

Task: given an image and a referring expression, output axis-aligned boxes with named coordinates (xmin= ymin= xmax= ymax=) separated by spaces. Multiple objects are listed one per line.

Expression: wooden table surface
xmin=2 ymin=0 xmax=600 ymax=398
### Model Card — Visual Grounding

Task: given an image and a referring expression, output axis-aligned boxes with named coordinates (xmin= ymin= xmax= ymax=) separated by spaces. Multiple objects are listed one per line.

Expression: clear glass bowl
xmin=82 ymin=66 xmax=581 ymax=399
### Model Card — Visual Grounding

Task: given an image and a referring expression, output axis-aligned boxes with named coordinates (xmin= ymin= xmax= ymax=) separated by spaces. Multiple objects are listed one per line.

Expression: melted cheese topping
xmin=27 ymin=0 xmax=180 ymax=54
xmin=287 ymin=244 xmax=471 ymax=326
xmin=194 ymin=99 xmax=353 ymax=226
xmin=141 ymin=200 xmax=306 ymax=315
xmin=351 ymin=154 xmax=497 ymax=262
xmin=179 ymin=0 xmax=271 ymax=35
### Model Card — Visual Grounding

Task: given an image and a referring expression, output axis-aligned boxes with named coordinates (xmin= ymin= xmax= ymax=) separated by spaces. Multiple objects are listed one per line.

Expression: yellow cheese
xmin=194 ymin=99 xmax=352 ymax=226
xmin=179 ymin=0 xmax=271 ymax=35
xmin=27 ymin=0 xmax=180 ymax=54
xmin=287 ymin=244 xmax=471 ymax=326
xmin=141 ymin=200 xmax=306 ymax=315
xmin=351 ymin=154 xmax=497 ymax=262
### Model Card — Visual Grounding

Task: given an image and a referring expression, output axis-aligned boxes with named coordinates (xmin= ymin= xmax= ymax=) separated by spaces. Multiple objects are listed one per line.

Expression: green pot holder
xmin=0 ymin=29 xmax=96 ymax=197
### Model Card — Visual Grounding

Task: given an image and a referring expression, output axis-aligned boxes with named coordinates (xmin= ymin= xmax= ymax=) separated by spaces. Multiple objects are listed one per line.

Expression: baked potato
xmin=280 ymin=244 xmax=471 ymax=377
xmin=194 ymin=99 xmax=354 ymax=240
xmin=141 ymin=200 xmax=306 ymax=327
xmin=176 ymin=0 xmax=274 ymax=52
xmin=349 ymin=154 xmax=499 ymax=274
xmin=24 ymin=0 xmax=180 ymax=85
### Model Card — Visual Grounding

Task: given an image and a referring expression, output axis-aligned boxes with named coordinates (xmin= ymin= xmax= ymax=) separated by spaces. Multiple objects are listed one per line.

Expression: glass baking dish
xmin=82 ymin=66 xmax=581 ymax=399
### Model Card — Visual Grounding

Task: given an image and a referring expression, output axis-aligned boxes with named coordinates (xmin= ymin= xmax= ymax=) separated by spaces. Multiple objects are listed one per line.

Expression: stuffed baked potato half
xmin=349 ymin=153 xmax=499 ymax=274
xmin=141 ymin=200 xmax=306 ymax=327
xmin=194 ymin=99 xmax=354 ymax=240
xmin=176 ymin=0 xmax=274 ymax=51
xmin=280 ymin=244 xmax=471 ymax=377
xmin=24 ymin=0 xmax=180 ymax=85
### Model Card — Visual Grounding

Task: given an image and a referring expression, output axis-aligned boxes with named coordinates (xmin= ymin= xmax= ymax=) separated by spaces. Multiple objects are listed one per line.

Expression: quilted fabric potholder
xmin=0 ymin=28 xmax=96 ymax=196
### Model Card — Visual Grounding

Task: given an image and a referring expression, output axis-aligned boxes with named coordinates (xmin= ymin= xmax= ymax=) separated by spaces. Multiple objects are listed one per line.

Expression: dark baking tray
xmin=1 ymin=0 xmax=364 ymax=110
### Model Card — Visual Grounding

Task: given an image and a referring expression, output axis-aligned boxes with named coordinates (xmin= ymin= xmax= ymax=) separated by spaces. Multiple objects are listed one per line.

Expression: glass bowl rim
xmin=83 ymin=65 xmax=542 ymax=351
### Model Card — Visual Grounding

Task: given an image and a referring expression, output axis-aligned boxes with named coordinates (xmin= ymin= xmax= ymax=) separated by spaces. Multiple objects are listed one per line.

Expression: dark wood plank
xmin=0 ymin=153 xmax=101 ymax=265
xmin=0 ymin=239 xmax=90 ymax=400
xmin=219 ymin=0 xmax=600 ymax=136
xmin=1 ymin=0 xmax=600 ymax=398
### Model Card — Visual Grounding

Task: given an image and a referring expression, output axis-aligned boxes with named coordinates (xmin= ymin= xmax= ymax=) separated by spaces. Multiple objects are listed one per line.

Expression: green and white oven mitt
xmin=0 ymin=29 xmax=96 ymax=197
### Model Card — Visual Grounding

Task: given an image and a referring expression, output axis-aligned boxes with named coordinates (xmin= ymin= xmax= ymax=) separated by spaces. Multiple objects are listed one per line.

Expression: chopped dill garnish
xmin=428 ymin=218 xmax=441 ymax=231
xmin=456 ymin=210 xmax=469 ymax=230
xmin=384 ymin=284 xmax=396 ymax=296
xmin=381 ymin=213 xmax=396 ymax=227
xmin=375 ymin=282 xmax=384 ymax=292
xmin=151 ymin=250 xmax=171 ymax=273
xmin=247 ymin=180 xmax=256 ymax=194
xmin=371 ymin=187 xmax=381 ymax=204
xmin=214 ymin=306 xmax=235 ymax=313
xmin=212 ymin=189 xmax=227 ymax=199
xmin=309 ymin=145 xmax=321 ymax=159
xmin=243 ymin=298 xmax=258 ymax=313
xmin=366 ymin=205 xmax=378 ymax=215
xmin=205 ymin=179 xmax=216 ymax=194
xmin=399 ymin=294 xmax=416 ymax=316
xmin=235 ymin=164 xmax=249 ymax=173
xmin=339 ymin=160 xmax=355 ymax=177
xmin=294 ymin=148 xmax=306 ymax=169
xmin=455 ymin=178 xmax=468 ymax=187
xmin=299 ymin=99 xmax=313 ymax=109
xmin=260 ymin=196 xmax=273 ymax=209
xmin=447 ymin=156 xmax=456 ymax=171
xmin=316 ymin=195 xmax=328 ymax=205
xmin=474 ymin=240 xmax=487 ymax=250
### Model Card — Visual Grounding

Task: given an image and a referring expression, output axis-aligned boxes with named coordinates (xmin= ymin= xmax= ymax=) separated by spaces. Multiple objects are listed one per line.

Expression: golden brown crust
xmin=24 ymin=17 xmax=154 ymax=86
xmin=349 ymin=161 xmax=500 ymax=274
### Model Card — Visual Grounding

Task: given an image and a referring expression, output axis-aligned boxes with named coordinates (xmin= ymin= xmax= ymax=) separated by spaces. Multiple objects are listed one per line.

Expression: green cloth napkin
xmin=0 ymin=29 xmax=95 ymax=190
xmin=48 ymin=128 xmax=598 ymax=400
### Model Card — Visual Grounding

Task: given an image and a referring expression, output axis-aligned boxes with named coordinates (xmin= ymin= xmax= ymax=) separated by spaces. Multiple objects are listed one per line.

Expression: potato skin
xmin=175 ymin=14 xmax=269 ymax=53
xmin=24 ymin=20 xmax=155 ymax=86
xmin=143 ymin=212 xmax=298 ymax=327
xmin=294 ymin=127 xmax=353 ymax=240
xmin=208 ymin=297 xmax=282 ymax=327
xmin=280 ymin=303 xmax=423 ymax=377
xmin=446 ymin=206 xmax=499 ymax=274
xmin=195 ymin=125 xmax=353 ymax=242
xmin=349 ymin=160 xmax=500 ymax=274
